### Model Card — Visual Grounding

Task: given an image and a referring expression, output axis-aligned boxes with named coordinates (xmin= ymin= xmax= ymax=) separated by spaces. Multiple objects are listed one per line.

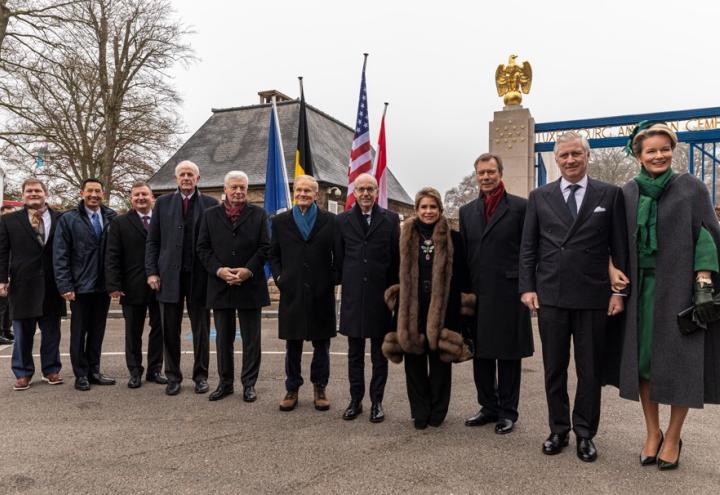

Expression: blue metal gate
xmin=534 ymin=107 xmax=720 ymax=204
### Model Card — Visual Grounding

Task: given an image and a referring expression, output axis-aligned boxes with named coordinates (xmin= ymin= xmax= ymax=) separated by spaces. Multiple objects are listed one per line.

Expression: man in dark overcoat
xmin=196 ymin=171 xmax=270 ymax=402
xmin=105 ymin=182 xmax=166 ymax=389
xmin=145 ymin=160 xmax=218 ymax=396
xmin=336 ymin=173 xmax=400 ymax=423
xmin=269 ymin=175 xmax=337 ymax=412
xmin=460 ymin=153 xmax=533 ymax=435
xmin=519 ymin=132 xmax=628 ymax=462
xmin=0 ymin=178 xmax=66 ymax=391
xmin=54 ymin=178 xmax=117 ymax=391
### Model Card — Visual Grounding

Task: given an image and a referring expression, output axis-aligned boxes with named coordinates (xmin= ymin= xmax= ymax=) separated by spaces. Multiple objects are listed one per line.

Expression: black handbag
xmin=677 ymin=293 xmax=720 ymax=335
xmin=677 ymin=306 xmax=706 ymax=335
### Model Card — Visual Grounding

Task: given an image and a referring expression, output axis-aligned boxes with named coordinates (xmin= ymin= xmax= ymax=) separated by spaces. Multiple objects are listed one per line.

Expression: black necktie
xmin=566 ymin=184 xmax=581 ymax=220
xmin=363 ymin=213 xmax=371 ymax=226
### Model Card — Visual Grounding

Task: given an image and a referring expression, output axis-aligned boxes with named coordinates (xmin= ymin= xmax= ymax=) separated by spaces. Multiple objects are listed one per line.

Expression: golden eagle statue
xmin=495 ymin=54 xmax=532 ymax=106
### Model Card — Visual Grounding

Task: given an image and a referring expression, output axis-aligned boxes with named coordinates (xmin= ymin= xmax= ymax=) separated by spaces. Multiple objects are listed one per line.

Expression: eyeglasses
xmin=356 ymin=187 xmax=377 ymax=193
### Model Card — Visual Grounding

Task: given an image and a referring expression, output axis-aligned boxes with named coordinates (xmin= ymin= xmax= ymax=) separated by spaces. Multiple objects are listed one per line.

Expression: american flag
xmin=345 ymin=55 xmax=372 ymax=210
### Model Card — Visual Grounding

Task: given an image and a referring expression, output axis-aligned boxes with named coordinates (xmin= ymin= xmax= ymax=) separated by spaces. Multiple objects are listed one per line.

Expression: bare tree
xmin=0 ymin=0 xmax=194 ymax=200
xmin=444 ymin=172 xmax=478 ymax=219
xmin=0 ymin=1 xmax=77 ymax=60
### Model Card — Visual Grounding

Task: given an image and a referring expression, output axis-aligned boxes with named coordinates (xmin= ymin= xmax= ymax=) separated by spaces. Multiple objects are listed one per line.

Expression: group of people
xmin=1 ymin=123 xmax=719 ymax=471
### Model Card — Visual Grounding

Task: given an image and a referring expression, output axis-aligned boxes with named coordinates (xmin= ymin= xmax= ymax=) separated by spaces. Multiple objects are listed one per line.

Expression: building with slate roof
xmin=148 ymin=90 xmax=413 ymax=216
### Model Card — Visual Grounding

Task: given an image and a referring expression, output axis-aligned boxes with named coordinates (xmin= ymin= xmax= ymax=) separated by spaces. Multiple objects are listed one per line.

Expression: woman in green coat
xmin=613 ymin=122 xmax=720 ymax=471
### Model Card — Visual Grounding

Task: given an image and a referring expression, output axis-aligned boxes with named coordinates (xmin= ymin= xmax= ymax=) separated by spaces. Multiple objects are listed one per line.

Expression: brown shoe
xmin=279 ymin=391 xmax=298 ymax=411
xmin=42 ymin=373 xmax=64 ymax=385
xmin=13 ymin=376 xmax=30 ymax=391
xmin=313 ymin=385 xmax=330 ymax=411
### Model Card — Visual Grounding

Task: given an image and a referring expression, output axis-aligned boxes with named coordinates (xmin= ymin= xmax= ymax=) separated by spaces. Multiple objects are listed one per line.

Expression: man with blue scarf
xmin=269 ymin=175 xmax=338 ymax=412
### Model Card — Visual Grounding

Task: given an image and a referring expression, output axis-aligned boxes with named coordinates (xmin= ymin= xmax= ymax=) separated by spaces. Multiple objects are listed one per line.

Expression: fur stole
xmin=397 ymin=216 xmax=453 ymax=354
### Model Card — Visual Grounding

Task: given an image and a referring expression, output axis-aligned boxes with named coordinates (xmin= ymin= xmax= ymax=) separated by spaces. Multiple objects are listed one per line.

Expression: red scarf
xmin=224 ymin=199 xmax=245 ymax=224
xmin=482 ymin=181 xmax=505 ymax=223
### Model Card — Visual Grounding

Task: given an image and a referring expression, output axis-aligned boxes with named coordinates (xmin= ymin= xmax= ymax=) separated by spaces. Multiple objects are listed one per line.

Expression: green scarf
xmin=634 ymin=166 xmax=674 ymax=261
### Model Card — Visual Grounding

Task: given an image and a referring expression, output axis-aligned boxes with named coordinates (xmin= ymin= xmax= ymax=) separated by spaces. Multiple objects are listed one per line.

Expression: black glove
xmin=694 ymin=280 xmax=715 ymax=323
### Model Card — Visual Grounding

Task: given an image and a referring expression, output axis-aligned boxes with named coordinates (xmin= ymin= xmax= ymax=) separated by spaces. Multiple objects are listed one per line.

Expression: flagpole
xmin=271 ymin=96 xmax=291 ymax=206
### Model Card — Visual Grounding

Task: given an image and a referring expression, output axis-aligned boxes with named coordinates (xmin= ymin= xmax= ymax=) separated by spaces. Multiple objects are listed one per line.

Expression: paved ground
xmin=0 ymin=317 xmax=719 ymax=494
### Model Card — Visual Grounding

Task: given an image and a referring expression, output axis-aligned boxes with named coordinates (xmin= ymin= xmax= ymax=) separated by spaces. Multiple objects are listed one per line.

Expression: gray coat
xmin=619 ymin=173 xmax=720 ymax=407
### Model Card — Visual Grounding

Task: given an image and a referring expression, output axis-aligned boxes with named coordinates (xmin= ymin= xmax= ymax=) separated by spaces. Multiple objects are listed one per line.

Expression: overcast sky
xmin=168 ymin=0 xmax=720 ymax=197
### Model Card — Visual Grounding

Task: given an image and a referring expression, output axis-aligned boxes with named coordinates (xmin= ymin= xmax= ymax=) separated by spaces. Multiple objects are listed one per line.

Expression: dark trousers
xmin=285 ymin=339 xmax=330 ymax=392
xmin=213 ymin=308 xmax=261 ymax=388
xmin=69 ymin=292 xmax=111 ymax=378
xmin=0 ymin=296 xmax=10 ymax=332
xmin=11 ymin=315 xmax=62 ymax=378
xmin=122 ymin=301 xmax=163 ymax=377
xmin=347 ymin=336 xmax=388 ymax=403
xmin=404 ymin=350 xmax=452 ymax=424
xmin=473 ymin=357 xmax=522 ymax=422
xmin=159 ymin=272 xmax=210 ymax=384
xmin=538 ymin=305 xmax=607 ymax=439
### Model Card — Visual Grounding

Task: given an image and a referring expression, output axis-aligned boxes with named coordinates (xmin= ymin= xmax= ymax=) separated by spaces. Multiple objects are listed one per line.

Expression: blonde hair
xmin=632 ymin=123 xmax=678 ymax=157
xmin=414 ymin=187 xmax=443 ymax=213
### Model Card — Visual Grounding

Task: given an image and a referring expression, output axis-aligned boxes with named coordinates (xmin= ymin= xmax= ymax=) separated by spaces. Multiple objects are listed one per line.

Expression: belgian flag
xmin=294 ymin=77 xmax=314 ymax=178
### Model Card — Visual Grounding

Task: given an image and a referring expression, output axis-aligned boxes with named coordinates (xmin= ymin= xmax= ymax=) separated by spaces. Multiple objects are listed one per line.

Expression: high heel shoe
xmin=657 ymin=439 xmax=682 ymax=470
xmin=640 ymin=431 xmax=664 ymax=466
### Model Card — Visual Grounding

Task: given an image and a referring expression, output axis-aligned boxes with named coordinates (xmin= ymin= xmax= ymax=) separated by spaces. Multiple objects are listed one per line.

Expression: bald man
xmin=335 ymin=173 xmax=400 ymax=423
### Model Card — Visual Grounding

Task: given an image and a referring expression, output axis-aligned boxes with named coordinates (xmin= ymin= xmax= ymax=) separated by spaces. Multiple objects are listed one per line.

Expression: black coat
xmin=460 ymin=193 xmax=533 ymax=359
xmin=105 ymin=211 xmax=156 ymax=306
xmin=53 ymin=201 xmax=117 ymax=295
xmin=269 ymin=208 xmax=337 ymax=341
xmin=145 ymin=189 xmax=218 ymax=304
xmin=0 ymin=207 xmax=66 ymax=319
xmin=196 ymin=203 xmax=270 ymax=310
xmin=519 ymin=178 xmax=628 ymax=309
xmin=335 ymin=204 xmax=400 ymax=339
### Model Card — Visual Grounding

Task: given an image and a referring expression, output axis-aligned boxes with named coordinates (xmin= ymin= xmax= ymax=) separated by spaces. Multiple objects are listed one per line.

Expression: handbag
xmin=677 ymin=293 xmax=720 ymax=335
xmin=677 ymin=306 xmax=706 ymax=335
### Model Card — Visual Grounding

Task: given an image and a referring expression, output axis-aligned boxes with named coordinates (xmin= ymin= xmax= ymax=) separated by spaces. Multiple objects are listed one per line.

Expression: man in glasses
xmin=335 ymin=173 xmax=400 ymax=423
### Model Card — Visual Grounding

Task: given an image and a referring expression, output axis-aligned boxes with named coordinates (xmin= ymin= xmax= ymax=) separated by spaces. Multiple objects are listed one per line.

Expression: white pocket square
xmin=593 ymin=206 xmax=606 ymax=213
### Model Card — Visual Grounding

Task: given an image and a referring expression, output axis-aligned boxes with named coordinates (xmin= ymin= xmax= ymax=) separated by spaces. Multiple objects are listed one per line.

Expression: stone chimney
xmin=258 ymin=89 xmax=293 ymax=104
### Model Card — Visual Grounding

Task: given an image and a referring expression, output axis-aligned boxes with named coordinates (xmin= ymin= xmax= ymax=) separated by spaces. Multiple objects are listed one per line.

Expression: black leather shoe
xmin=209 ymin=384 xmax=234 ymax=401
xmin=146 ymin=372 xmax=168 ymax=385
xmin=89 ymin=373 xmax=116 ymax=385
xmin=74 ymin=376 xmax=90 ymax=391
xmin=342 ymin=399 xmax=362 ymax=420
xmin=495 ymin=418 xmax=515 ymax=435
xmin=577 ymin=437 xmax=598 ymax=462
xmin=657 ymin=439 xmax=682 ymax=470
xmin=465 ymin=410 xmax=498 ymax=427
xmin=127 ymin=374 xmax=142 ymax=389
xmin=369 ymin=402 xmax=385 ymax=423
xmin=542 ymin=433 xmax=569 ymax=455
xmin=243 ymin=386 xmax=257 ymax=403
xmin=414 ymin=419 xmax=428 ymax=430
xmin=165 ymin=381 xmax=181 ymax=396
xmin=640 ymin=431 xmax=663 ymax=466
xmin=194 ymin=379 xmax=209 ymax=394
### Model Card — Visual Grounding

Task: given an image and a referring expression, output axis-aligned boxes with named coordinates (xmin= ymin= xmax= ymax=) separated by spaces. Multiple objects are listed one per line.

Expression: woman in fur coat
xmin=382 ymin=187 xmax=471 ymax=429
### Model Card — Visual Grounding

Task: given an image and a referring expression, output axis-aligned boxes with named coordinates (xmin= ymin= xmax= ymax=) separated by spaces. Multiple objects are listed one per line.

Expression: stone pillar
xmin=489 ymin=106 xmax=535 ymax=198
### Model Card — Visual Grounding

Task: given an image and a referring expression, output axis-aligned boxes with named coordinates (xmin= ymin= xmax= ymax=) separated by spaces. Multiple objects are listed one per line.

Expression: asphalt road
xmin=1 ymin=317 xmax=719 ymax=494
